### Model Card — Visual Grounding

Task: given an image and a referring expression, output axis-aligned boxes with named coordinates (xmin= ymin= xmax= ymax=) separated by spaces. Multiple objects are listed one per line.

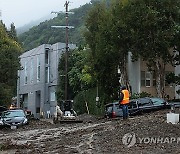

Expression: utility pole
xmin=64 ymin=1 xmax=69 ymax=101
xmin=51 ymin=1 xmax=74 ymax=101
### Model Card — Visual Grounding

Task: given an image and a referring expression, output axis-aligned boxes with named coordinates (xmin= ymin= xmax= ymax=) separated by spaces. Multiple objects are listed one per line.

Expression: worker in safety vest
xmin=119 ymin=86 xmax=130 ymax=119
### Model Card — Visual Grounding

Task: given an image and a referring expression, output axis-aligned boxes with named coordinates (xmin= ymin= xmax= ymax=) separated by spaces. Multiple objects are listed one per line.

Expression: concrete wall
xmin=128 ymin=52 xmax=140 ymax=94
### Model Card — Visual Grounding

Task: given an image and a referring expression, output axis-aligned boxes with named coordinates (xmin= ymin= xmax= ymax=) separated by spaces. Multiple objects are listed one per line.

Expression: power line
xmin=65 ymin=1 xmax=69 ymax=101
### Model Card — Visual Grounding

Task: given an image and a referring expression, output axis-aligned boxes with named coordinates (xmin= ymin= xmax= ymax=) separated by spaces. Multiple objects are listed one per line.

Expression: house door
xmin=20 ymin=94 xmax=28 ymax=109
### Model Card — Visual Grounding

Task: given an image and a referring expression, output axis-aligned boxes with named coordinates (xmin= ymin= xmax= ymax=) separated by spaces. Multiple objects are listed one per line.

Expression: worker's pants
xmin=122 ymin=104 xmax=128 ymax=119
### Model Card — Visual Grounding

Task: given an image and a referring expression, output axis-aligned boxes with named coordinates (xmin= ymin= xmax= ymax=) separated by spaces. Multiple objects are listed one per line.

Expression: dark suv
xmin=105 ymin=97 xmax=170 ymax=118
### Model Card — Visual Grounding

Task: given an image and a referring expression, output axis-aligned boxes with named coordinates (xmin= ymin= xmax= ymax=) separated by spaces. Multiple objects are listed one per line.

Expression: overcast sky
xmin=0 ymin=0 xmax=91 ymax=28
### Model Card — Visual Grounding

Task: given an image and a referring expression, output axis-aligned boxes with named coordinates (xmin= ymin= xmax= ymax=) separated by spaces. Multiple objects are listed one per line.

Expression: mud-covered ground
xmin=0 ymin=108 xmax=180 ymax=154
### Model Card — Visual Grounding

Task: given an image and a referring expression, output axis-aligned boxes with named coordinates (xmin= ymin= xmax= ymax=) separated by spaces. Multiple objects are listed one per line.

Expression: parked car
xmin=104 ymin=101 xmax=141 ymax=118
xmin=105 ymin=97 xmax=170 ymax=118
xmin=130 ymin=97 xmax=170 ymax=114
xmin=105 ymin=102 xmax=123 ymax=118
xmin=0 ymin=109 xmax=28 ymax=129
xmin=168 ymin=99 xmax=180 ymax=108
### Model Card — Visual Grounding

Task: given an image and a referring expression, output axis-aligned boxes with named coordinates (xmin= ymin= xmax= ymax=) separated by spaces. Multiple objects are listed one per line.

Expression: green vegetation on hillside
xmin=18 ymin=3 xmax=92 ymax=51
xmin=0 ymin=22 xmax=22 ymax=106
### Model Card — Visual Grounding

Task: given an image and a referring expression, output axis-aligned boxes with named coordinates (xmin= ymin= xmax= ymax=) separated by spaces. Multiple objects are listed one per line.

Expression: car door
xmin=128 ymin=100 xmax=140 ymax=115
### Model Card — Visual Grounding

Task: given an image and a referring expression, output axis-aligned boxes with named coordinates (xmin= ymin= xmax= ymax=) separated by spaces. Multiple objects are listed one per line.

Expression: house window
xmin=141 ymin=71 xmax=145 ymax=86
xmin=30 ymin=58 xmax=33 ymax=83
xmin=45 ymin=67 xmax=49 ymax=83
xmin=141 ymin=71 xmax=151 ymax=87
xmin=50 ymin=91 xmax=56 ymax=101
xmin=45 ymin=49 xmax=49 ymax=65
xmin=45 ymin=49 xmax=50 ymax=83
xmin=37 ymin=56 xmax=40 ymax=82
xmin=24 ymin=61 xmax=28 ymax=84
xmin=145 ymin=72 xmax=151 ymax=87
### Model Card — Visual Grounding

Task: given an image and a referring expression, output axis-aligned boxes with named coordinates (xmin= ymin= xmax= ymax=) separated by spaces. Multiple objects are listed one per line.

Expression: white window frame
xmin=24 ymin=61 xmax=28 ymax=85
xmin=50 ymin=91 xmax=56 ymax=101
xmin=30 ymin=58 xmax=33 ymax=83
xmin=37 ymin=56 xmax=40 ymax=82
xmin=141 ymin=71 xmax=145 ymax=86
xmin=45 ymin=49 xmax=49 ymax=65
xmin=145 ymin=72 xmax=151 ymax=87
xmin=45 ymin=66 xmax=49 ymax=83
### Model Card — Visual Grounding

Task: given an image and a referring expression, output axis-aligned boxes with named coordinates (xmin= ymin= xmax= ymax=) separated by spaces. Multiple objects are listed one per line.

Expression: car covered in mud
xmin=0 ymin=109 xmax=28 ymax=129
xmin=105 ymin=97 xmax=170 ymax=118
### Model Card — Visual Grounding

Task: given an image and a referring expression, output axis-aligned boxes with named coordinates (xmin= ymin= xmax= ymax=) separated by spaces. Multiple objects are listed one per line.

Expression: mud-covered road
xmin=0 ymin=109 xmax=180 ymax=154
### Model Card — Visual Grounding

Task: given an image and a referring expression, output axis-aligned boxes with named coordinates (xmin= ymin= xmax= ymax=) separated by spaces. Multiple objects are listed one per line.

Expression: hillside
xmin=16 ymin=14 xmax=56 ymax=35
xmin=18 ymin=3 xmax=92 ymax=51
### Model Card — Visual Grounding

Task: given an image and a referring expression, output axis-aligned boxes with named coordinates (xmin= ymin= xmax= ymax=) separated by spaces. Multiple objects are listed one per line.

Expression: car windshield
xmin=138 ymin=98 xmax=151 ymax=106
xmin=3 ymin=110 xmax=25 ymax=118
xmin=151 ymin=98 xmax=165 ymax=105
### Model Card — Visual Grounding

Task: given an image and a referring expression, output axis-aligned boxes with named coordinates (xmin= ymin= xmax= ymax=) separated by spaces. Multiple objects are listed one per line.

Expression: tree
xmin=56 ymin=48 xmax=95 ymax=102
xmin=166 ymin=72 xmax=180 ymax=95
xmin=0 ymin=23 xmax=22 ymax=106
xmin=8 ymin=23 xmax=18 ymax=41
xmin=109 ymin=0 xmax=133 ymax=88
xmin=123 ymin=0 xmax=180 ymax=98
xmin=68 ymin=48 xmax=95 ymax=93
xmin=84 ymin=2 xmax=120 ymax=100
xmin=85 ymin=0 xmax=179 ymax=99
xmin=85 ymin=1 xmax=134 ymax=100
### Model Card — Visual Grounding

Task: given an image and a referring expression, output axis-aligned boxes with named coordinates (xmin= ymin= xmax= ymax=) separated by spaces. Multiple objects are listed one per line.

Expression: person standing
xmin=119 ymin=86 xmax=130 ymax=119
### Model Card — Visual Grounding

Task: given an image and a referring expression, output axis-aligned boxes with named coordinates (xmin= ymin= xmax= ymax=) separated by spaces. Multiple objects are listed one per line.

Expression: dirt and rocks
xmin=0 ymin=108 xmax=180 ymax=154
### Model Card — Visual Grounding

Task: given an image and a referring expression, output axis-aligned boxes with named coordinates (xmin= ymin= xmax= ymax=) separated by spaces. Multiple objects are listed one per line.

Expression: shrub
xmin=73 ymin=87 xmax=108 ymax=116
xmin=130 ymin=91 xmax=151 ymax=99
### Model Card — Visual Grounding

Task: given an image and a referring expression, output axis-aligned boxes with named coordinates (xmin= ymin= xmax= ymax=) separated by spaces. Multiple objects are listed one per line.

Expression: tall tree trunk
xmin=155 ymin=60 xmax=166 ymax=98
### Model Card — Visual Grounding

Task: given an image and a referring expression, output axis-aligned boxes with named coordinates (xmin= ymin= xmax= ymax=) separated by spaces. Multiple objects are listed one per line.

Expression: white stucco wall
xmin=127 ymin=52 xmax=141 ymax=94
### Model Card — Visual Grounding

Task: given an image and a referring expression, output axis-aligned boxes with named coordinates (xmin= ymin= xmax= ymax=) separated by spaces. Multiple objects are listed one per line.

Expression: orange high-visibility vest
xmin=121 ymin=89 xmax=130 ymax=105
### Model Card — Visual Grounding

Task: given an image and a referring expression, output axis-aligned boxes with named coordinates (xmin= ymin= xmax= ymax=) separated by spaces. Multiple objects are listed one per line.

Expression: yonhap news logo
xmin=122 ymin=132 xmax=136 ymax=148
xmin=122 ymin=133 xmax=180 ymax=147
